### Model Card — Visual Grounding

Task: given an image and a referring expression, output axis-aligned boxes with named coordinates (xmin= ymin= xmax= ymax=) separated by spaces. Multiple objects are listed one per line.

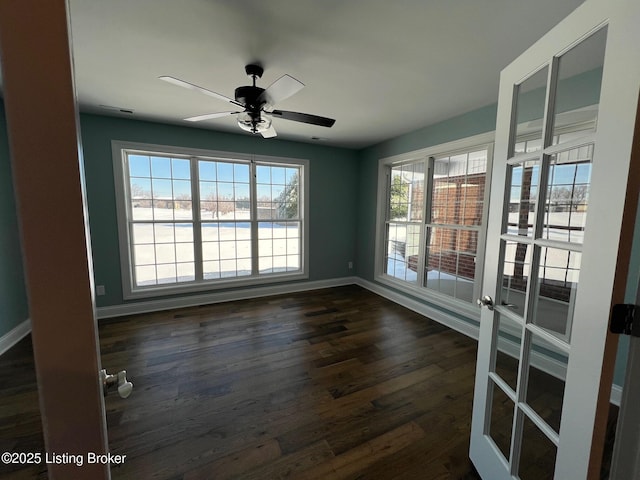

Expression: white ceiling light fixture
xmin=237 ymin=111 xmax=275 ymax=138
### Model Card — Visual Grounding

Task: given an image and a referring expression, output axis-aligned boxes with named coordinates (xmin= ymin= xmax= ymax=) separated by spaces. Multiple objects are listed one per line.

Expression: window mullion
xmin=250 ymin=159 xmax=259 ymax=276
xmin=191 ymin=157 xmax=203 ymax=281
xmin=420 ymin=156 xmax=435 ymax=287
xmin=416 ymin=159 xmax=432 ymax=286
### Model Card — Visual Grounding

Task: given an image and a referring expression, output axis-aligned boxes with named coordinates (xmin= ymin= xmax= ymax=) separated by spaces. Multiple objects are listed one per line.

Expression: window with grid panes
xmin=378 ymin=143 xmax=491 ymax=307
xmin=113 ymin=142 xmax=308 ymax=298
xmin=425 ymin=150 xmax=488 ymax=303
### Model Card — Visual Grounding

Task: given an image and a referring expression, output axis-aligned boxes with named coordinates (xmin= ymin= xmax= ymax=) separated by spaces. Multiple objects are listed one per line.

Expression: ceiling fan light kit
xmin=159 ymin=64 xmax=335 ymax=139
xmin=237 ymin=111 xmax=272 ymax=134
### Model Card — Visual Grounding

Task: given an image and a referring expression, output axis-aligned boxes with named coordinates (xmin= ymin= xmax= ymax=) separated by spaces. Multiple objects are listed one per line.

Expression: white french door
xmin=470 ymin=0 xmax=640 ymax=479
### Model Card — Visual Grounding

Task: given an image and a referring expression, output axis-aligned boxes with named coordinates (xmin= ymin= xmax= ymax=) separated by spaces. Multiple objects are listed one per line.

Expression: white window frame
xmin=112 ymin=140 xmax=309 ymax=300
xmin=374 ymin=132 xmax=495 ymax=318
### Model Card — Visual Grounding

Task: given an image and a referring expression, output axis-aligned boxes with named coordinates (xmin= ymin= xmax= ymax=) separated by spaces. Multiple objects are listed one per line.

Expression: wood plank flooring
xmin=0 ymin=285 xmax=617 ymax=479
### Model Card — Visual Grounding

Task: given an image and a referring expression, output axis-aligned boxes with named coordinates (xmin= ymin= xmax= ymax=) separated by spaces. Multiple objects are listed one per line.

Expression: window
xmin=426 ymin=150 xmax=488 ymax=303
xmin=113 ymin=142 xmax=308 ymax=298
xmin=385 ymin=162 xmax=425 ymax=283
xmin=376 ymin=136 xmax=493 ymax=312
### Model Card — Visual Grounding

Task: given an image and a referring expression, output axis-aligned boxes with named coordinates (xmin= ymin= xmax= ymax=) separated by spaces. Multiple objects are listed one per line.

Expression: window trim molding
xmin=374 ymin=131 xmax=496 ymax=318
xmin=111 ymin=140 xmax=310 ymax=300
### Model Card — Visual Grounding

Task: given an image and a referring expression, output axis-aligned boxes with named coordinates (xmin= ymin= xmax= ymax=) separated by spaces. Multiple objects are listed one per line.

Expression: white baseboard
xmin=96 ymin=276 xmax=359 ymax=319
xmin=0 ymin=319 xmax=31 ymax=356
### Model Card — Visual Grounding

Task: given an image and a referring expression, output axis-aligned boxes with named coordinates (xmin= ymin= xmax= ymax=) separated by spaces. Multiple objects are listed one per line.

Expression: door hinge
xmin=610 ymin=304 xmax=640 ymax=337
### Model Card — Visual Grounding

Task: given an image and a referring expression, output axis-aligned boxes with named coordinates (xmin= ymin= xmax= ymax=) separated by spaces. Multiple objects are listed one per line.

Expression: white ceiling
xmin=67 ymin=0 xmax=586 ymax=149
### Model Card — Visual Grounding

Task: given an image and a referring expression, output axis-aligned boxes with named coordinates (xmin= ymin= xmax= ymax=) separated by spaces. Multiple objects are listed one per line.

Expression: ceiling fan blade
xmin=271 ymin=110 xmax=336 ymax=128
xmin=184 ymin=111 xmax=242 ymax=122
xmin=260 ymin=124 xmax=277 ymax=138
xmin=159 ymin=76 xmax=244 ymax=108
xmin=258 ymin=74 xmax=304 ymax=107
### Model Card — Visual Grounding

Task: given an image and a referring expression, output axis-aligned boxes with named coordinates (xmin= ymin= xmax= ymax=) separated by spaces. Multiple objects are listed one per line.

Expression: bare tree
xmin=175 ymin=193 xmax=191 ymax=210
xmin=130 ymin=183 xmax=151 ymax=207
xmin=130 ymin=183 xmax=149 ymax=198
xmin=572 ymin=185 xmax=589 ymax=209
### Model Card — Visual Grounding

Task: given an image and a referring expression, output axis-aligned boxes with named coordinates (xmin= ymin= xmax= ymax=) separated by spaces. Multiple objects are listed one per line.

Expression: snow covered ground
xmin=130 ymin=207 xmax=300 ymax=285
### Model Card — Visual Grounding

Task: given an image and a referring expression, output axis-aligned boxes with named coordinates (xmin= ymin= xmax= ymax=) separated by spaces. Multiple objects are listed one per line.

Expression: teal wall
xmin=0 ymin=103 xmax=29 ymax=338
xmin=79 ymin=114 xmax=359 ymax=307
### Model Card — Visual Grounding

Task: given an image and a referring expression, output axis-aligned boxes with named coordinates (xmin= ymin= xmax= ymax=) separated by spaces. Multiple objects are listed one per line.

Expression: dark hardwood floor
xmin=0 ymin=285 xmax=617 ymax=479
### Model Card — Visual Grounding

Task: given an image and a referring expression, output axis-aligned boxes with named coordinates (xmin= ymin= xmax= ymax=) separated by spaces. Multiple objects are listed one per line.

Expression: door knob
xmin=100 ymin=369 xmax=133 ymax=399
xmin=477 ymin=295 xmax=494 ymax=311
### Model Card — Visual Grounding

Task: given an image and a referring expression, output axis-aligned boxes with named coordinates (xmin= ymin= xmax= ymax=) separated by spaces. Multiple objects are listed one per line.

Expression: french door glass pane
xmin=500 ymin=241 xmax=532 ymax=316
xmin=526 ymin=333 xmax=568 ymax=434
xmin=542 ymin=146 xmax=592 ymax=244
xmin=552 ymin=27 xmax=607 ymax=142
xmin=518 ymin=414 xmax=557 ymax=480
xmin=489 ymin=380 xmax=514 ymax=462
xmin=506 ymin=161 xmax=540 ymax=237
xmin=512 ymin=66 xmax=549 ymax=155
xmin=532 ymin=247 xmax=581 ymax=339
xmin=493 ymin=313 xmax=522 ymax=392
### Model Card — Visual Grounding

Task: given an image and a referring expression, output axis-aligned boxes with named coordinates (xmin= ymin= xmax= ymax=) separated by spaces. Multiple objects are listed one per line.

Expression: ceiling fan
xmin=159 ymin=64 xmax=336 ymax=139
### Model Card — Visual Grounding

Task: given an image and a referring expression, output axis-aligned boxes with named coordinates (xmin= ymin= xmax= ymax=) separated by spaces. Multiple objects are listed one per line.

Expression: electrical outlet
xmin=96 ymin=285 xmax=106 ymax=296
xmin=348 ymin=261 xmax=353 ymax=270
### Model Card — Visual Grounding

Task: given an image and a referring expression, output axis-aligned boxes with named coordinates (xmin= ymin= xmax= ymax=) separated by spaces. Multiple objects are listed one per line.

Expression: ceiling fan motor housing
xmin=235 ymin=86 xmax=265 ymax=111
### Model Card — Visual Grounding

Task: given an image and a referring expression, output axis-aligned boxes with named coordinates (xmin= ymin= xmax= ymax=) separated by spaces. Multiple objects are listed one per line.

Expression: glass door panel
xmin=506 ymin=161 xmax=540 ymax=237
xmin=512 ymin=66 xmax=549 ymax=155
xmin=500 ymin=240 xmax=533 ymax=315
xmin=541 ymin=146 xmax=593 ymax=244
xmin=531 ymin=247 xmax=581 ymax=340
xmin=518 ymin=414 xmax=558 ymax=480
xmin=488 ymin=380 xmax=515 ymax=462
xmin=552 ymin=27 xmax=607 ymax=142
xmin=493 ymin=312 xmax=522 ymax=392
xmin=525 ymin=333 xmax=568 ymax=434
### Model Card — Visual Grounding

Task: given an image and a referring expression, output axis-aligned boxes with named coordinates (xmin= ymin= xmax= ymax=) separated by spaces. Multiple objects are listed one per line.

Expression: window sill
xmin=375 ymin=273 xmax=481 ymax=321
xmin=123 ymin=271 xmax=309 ymax=301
